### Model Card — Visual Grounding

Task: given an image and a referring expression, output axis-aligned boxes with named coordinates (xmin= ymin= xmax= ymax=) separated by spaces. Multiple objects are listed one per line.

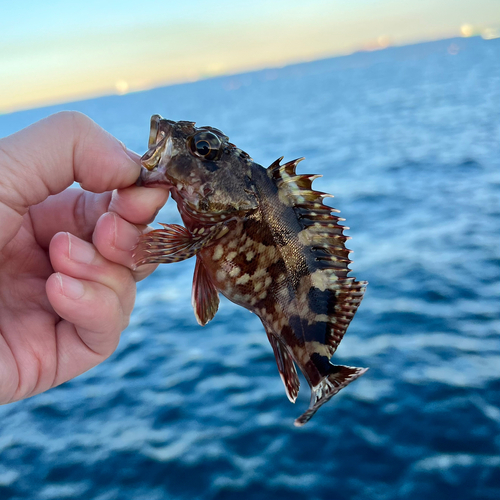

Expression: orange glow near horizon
xmin=1 ymin=1 xmax=499 ymax=114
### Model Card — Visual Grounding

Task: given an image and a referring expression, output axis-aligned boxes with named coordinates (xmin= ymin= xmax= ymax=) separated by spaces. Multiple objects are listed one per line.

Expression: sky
xmin=0 ymin=0 xmax=499 ymax=114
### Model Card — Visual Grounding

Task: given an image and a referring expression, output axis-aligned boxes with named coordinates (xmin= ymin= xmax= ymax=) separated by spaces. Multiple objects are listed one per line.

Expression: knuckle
xmin=51 ymin=110 xmax=90 ymax=129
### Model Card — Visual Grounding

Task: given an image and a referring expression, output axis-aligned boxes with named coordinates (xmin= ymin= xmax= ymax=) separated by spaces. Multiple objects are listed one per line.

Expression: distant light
xmin=481 ymin=27 xmax=500 ymax=40
xmin=460 ymin=24 xmax=473 ymax=37
xmin=203 ymin=63 xmax=226 ymax=77
xmin=377 ymin=35 xmax=390 ymax=49
xmin=447 ymin=43 xmax=460 ymax=55
xmin=361 ymin=35 xmax=391 ymax=52
xmin=115 ymin=80 xmax=129 ymax=95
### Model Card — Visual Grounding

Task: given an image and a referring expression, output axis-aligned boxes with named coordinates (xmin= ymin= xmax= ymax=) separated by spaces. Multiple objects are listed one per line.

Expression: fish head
xmin=138 ymin=115 xmax=258 ymax=221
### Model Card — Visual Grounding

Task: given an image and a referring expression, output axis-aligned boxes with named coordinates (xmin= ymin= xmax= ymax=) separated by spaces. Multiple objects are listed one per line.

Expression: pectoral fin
xmin=192 ymin=256 xmax=219 ymax=326
xmin=266 ymin=329 xmax=300 ymax=403
xmin=134 ymin=223 xmax=225 ymax=267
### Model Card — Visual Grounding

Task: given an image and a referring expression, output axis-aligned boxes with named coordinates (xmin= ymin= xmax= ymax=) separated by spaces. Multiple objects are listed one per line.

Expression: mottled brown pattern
xmin=135 ymin=116 xmax=368 ymax=426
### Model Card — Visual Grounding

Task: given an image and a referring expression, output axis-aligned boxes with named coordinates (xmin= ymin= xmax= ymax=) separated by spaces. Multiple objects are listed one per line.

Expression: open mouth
xmin=136 ymin=116 xmax=174 ymax=187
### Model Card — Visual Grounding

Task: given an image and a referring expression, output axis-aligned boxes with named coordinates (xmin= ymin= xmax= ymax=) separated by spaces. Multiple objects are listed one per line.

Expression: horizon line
xmin=1 ymin=31 xmax=498 ymax=117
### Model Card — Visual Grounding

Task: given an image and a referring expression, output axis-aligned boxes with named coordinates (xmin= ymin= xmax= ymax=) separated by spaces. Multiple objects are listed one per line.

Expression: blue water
xmin=1 ymin=36 xmax=499 ymax=500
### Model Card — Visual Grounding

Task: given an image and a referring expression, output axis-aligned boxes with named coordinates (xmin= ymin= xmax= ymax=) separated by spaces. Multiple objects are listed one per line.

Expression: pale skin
xmin=0 ymin=111 xmax=169 ymax=404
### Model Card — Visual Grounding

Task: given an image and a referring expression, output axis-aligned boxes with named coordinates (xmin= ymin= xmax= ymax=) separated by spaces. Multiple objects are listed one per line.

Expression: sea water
xmin=0 ymin=36 xmax=499 ymax=500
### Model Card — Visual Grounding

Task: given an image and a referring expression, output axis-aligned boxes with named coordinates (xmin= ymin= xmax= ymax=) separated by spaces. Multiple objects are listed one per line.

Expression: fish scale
xmin=134 ymin=115 xmax=368 ymax=426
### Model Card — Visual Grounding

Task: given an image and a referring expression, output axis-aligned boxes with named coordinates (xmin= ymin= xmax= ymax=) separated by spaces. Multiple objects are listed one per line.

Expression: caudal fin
xmin=294 ymin=365 xmax=368 ymax=427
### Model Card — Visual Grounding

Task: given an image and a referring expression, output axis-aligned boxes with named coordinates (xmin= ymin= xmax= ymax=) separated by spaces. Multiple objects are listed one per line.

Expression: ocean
xmin=0 ymin=36 xmax=499 ymax=500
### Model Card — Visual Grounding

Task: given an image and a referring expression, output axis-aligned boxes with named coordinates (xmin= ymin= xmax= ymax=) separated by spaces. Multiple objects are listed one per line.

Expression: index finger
xmin=0 ymin=111 xmax=140 ymax=216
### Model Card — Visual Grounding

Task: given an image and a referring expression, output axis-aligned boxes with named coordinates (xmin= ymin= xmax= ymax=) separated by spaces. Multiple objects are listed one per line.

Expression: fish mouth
xmin=136 ymin=116 xmax=174 ymax=188
xmin=148 ymin=114 xmax=162 ymax=148
xmin=135 ymin=116 xmax=203 ymax=210
xmin=135 ymin=164 xmax=172 ymax=188
xmin=135 ymin=149 xmax=173 ymax=188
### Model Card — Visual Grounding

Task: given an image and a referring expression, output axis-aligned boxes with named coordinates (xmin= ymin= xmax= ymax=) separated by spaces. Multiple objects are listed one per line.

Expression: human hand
xmin=0 ymin=111 xmax=168 ymax=404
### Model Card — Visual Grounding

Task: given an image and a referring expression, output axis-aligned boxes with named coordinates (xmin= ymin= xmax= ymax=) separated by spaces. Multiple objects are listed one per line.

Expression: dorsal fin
xmin=304 ymin=217 xmax=368 ymax=353
xmin=267 ymin=157 xmax=304 ymax=179
xmin=267 ymin=156 xmax=284 ymax=176
xmin=268 ymin=158 xmax=368 ymax=354
xmin=324 ymin=279 xmax=368 ymax=353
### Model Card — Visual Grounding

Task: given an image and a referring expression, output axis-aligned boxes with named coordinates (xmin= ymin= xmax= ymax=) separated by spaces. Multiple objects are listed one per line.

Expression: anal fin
xmin=266 ymin=329 xmax=300 ymax=403
xmin=192 ymin=256 xmax=220 ymax=326
xmin=294 ymin=365 xmax=368 ymax=427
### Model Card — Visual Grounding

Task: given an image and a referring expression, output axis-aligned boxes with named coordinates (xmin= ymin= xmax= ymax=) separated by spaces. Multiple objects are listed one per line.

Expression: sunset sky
xmin=1 ymin=0 xmax=499 ymax=114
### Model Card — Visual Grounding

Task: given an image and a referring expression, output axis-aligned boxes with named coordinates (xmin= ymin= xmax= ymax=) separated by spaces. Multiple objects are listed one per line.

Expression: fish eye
xmin=189 ymin=131 xmax=221 ymax=161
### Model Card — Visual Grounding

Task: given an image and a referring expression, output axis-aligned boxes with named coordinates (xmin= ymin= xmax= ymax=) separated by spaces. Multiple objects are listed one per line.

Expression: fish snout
xmin=135 ymin=162 xmax=171 ymax=188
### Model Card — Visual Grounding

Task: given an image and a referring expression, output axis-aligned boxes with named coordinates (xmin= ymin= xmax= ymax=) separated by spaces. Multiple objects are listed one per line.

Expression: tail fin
xmin=294 ymin=365 xmax=368 ymax=427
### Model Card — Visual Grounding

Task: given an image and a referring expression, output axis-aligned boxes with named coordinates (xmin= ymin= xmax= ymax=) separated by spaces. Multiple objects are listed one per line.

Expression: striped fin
xmin=192 ymin=256 xmax=220 ymax=326
xmin=266 ymin=328 xmax=300 ymax=403
xmin=269 ymin=158 xmax=368 ymax=353
xmin=268 ymin=157 xmax=333 ymax=207
xmin=307 ymin=238 xmax=367 ymax=353
xmin=294 ymin=365 xmax=368 ymax=427
xmin=133 ymin=222 xmax=225 ymax=267
xmin=324 ymin=279 xmax=368 ymax=353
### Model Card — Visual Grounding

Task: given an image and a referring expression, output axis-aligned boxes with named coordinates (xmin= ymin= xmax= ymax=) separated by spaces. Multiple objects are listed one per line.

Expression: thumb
xmin=0 ymin=111 xmax=141 ymax=251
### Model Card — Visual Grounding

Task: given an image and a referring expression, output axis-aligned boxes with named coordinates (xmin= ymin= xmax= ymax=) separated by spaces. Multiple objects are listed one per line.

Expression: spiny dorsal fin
xmin=268 ymin=159 xmax=368 ymax=353
xmin=267 ymin=157 xmax=304 ymax=179
xmin=267 ymin=156 xmax=284 ymax=175
xmin=268 ymin=158 xmax=335 ymax=211
xmin=280 ymin=174 xmax=322 ymax=190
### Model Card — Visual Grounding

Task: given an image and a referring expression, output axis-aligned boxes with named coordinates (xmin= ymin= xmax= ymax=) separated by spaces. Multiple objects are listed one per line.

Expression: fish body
xmin=136 ymin=115 xmax=368 ymax=426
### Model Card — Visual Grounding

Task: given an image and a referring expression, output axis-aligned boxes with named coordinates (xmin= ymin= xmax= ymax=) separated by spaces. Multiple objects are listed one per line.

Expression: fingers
xmin=98 ymin=185 xmax=169 ymax=281
xmin=45 ymin=229 xmax=146 ymax=388
xmin=46 ymin=276 xmax=123 ymax=386
xmin=30 ymin=184 xmax=169 ymax=251
xmin=0 ymin=111 xmax=140 ymax=211
xmin=93 ymin=212 xmax=158 ymax=282
xmin=108 ymin=185 xmax=169 ymax=225
xmin=30 ymin=183 xmax=165 ymax=284
xmin=46 ymin=231 xmax=136 ymax=383
xmin=0 ymin=111 xmax=140 ymax=251
xmin=30 ymin=189 xmax=112 ymax=247
xmin=47 ymin=274 xmax=123 ymax=355
xmin=49 ymin=232 xmax=136 ymax=316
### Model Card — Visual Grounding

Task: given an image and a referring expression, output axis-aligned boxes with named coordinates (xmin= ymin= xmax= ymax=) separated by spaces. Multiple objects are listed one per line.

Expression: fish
xmin=134 ymin=114 xmax=368 ymax=426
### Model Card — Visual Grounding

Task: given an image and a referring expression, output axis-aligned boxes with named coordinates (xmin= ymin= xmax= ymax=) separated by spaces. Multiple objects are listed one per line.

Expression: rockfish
xmin=135 ymin=115 xmax=368 ymax=426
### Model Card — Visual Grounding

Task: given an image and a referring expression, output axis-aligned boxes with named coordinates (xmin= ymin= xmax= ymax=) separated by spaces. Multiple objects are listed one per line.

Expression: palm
xmin=0 ymin=213 xmax=60 ymax=400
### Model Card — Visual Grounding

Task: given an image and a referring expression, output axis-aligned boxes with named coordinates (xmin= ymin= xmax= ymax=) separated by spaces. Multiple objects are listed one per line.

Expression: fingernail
xmin=68 ymin=233 xmax=96 ymax=264
xmin=118 ymin=140 xmax=141 ymax=164
xmin=57 ymin=273 xmax=85 ymax=300
xmin=111 ymin=213 xmax=141 ymax=251
xmin=125 ymin=148 xmax=142 ymax=164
